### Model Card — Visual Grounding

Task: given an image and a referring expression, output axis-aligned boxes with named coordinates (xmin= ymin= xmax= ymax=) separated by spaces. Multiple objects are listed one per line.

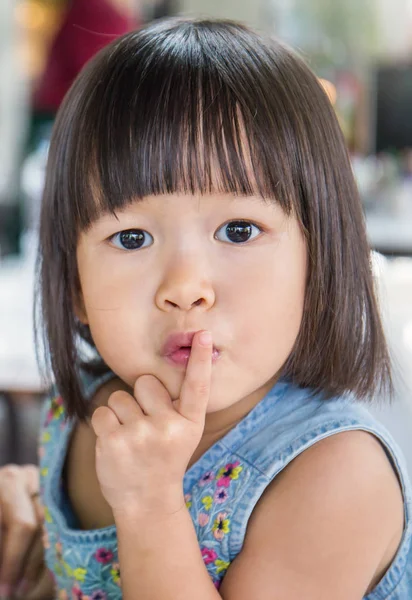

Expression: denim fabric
xmin=38 ymin=375 xmax=412 ymax=598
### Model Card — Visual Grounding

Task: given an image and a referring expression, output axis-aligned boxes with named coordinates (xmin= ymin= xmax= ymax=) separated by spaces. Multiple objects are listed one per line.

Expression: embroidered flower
xmin=44 ymin=506 xmax=52 ymax=523
xmin=71 ymin=584 xmax=83 ymax=599
xmin=111 ymin=563 xmax=121 ymax=586
xmin=212 ymin=512 xmax=230 ymax=540
xmin=215 ymin=559 xmax=230 ymax=574
xmin=41 ymin=467 xmax=49 ymax=478
xmin=45 ymin=396 xmax=64 ymax=426
xmin=216 ymin=462 xmax=243 ymax=488
xmin=214 ymin=488 xmax=228 ymax=504
xmin=73 ymin=568 xmax=87 ymax=582
xmin=41 ymin=431 xmax=51 ymax=443
xmin=71 ymin=585 xmax=90 ymax=600
xmin=91 ymin=591 xmax=107 ymax=600
xmin=201 ymin=547 xmax=218 ymax=565
xmin=184 ymin=494 xmax=192 ymax=509
xmin=198 ymin=512 xmax=210 ymax=527
xmin=95 ymin=548 xmax=114 ymax=564
xmin=199 ymin=471 xmax=214 ymax=486
xmin=201 ymin=495 xmax=213 ymax=511
xmin=214 ymin=580 xmax=221 ymax=589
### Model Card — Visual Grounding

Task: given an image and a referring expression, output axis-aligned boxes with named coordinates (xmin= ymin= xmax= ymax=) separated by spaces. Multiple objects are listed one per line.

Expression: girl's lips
xmin=161 ymin=331 xmax=220 ymax=367
xmin=164 ymin=347 xmax=220 ymax=367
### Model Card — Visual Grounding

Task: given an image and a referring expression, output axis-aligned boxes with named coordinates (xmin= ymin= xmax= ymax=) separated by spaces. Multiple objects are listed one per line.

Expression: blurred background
xmin=0 ymin=0 xmax=411 ymax=477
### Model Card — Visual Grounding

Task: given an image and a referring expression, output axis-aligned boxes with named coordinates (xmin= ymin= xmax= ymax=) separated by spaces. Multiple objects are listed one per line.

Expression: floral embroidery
xmin=95 ymin=548 xmax=114 ymax=564
xmin=216 ymin=462 xmax=243 ymax=488
xmin=215 ymin=559 xmax=230 ymax=574
xmin=45 ymin=396 xmax=64 ymax=426
xmin=198 ymin=512 xmax=210 ymax=527
xmin=212 ymin=512 xmax=230 ymax=540
xmin=201 ymin=495 xmax=213 ymax=511
xmin=73 ymin=568 xmax=87 ymax=582
xmin=71 ymin=584 xmax=84 ymax=599
xmin=214 ymin=489 xmax=228 ymax=504
xmin=199 ymin=471 xmax=215 ymax=486
xmin=40 ymin=380 xmax=247 ymax=595
xmin=201 ymin=547 xmax=218 ymax=564
xmin=111 ymin=563 xmax=121 ymax=586
xmin=44 ymin=506 xmax=53 ymax=523
xmin=91 ymin=592 xmax=107 ymax=600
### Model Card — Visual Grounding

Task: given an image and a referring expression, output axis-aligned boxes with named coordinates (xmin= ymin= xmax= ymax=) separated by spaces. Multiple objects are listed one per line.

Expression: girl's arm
xmin=115 ymin=506 xmax=221 ymax=600
xmin=219 ymin=429 xmax=404 ymax=600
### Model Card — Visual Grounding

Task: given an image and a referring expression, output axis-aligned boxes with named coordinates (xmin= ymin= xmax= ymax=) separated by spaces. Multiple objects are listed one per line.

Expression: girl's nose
xmin=155 ymin=259 xmax=216 ymax=312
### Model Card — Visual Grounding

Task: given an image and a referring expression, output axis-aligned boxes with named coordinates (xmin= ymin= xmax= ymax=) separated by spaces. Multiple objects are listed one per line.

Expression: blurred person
xmin=32 ymin=0 xmax=139 ymax=118
xmin=19 ymin=0 xmax=140 ymax=248
xmin=0 ymin=17 xmax=411 ymax=600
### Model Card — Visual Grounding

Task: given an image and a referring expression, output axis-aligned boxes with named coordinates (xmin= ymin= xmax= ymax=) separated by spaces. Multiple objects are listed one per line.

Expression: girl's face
xmin=76 ymin=193 xmax=307 ymax=416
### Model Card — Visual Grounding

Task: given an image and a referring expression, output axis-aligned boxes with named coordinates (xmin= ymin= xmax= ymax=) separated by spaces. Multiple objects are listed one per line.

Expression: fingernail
xmin=15 ymin=579 xmax=31 ymax=598
xmin=199 ymin=331 xmax=212 ymax=346
xmin=0 ymin=582 xmax=11 ymax=599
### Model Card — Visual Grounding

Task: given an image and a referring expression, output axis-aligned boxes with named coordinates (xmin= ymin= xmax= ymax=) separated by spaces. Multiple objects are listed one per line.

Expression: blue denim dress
xmin=38 ymin=374 xmax=412 ymax=598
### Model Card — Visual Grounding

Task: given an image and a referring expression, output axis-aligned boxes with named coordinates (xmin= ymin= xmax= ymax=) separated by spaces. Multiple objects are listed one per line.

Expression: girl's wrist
xmin=112 ymin=489 xmax=187 ymax=526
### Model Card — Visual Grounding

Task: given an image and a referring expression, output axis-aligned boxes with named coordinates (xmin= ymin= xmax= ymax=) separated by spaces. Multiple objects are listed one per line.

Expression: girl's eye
xmin=214 ymin=220 xmax=262 ymax=244
xmin=110 ymin=229 xmax=153 ymax=250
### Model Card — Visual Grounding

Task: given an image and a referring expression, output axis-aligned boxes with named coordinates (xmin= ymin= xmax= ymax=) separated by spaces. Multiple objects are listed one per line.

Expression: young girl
xmin=32 ymin=17 xmax=411 ymax=600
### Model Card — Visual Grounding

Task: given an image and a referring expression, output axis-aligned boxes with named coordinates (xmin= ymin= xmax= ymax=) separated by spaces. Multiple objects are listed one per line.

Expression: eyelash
xmin=108 ymin=220 xmax=264 ymax=251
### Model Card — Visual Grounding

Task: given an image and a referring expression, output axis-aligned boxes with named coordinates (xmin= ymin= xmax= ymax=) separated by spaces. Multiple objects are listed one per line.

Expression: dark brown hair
xmin=35 ymin=17 xmax=393 ymax=420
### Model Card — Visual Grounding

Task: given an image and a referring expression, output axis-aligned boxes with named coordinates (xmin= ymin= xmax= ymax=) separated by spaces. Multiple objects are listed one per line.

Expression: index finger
xmin=176 ymin=330 xmax=213 ymax=423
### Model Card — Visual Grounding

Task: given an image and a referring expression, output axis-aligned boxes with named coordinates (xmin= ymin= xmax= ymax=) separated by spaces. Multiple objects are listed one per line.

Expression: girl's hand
xmin=90 ymin=330 xmax=213 ymax=519
xmin=0 ymin=464 xmax=55 ymax=600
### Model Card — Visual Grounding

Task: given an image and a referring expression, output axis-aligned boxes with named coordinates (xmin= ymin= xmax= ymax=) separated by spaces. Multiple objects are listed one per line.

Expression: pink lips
xmin=162 ymin=331 xmax=219 ymax=367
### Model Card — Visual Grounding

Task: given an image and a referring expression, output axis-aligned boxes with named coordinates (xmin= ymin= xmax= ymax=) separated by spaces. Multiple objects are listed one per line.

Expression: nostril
xmin=193 ymin=298 xmax=203 ymax=307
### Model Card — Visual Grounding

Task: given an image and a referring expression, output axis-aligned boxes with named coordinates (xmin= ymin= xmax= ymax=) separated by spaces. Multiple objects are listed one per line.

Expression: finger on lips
xmin=91 ymin=330 xmax=213 ymax=433
xmin=176 ymin=330 xmax=213 ymax=421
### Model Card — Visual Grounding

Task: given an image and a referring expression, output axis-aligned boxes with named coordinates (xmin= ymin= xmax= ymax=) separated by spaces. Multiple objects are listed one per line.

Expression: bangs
xmin=53 ymin=19 xmax=304 ymax=233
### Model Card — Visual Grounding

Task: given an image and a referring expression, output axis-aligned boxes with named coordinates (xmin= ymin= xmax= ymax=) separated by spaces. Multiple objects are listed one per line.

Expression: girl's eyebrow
xmin=88 ymin=194 xmax=281 ymax=231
